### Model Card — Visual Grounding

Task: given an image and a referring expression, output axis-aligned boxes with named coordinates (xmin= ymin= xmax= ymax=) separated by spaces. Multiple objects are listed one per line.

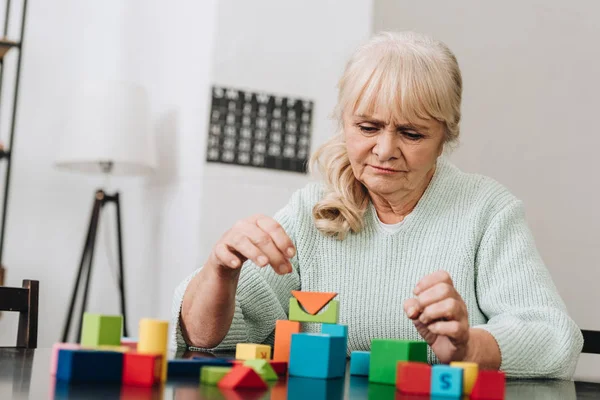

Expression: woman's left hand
xmin=403 ymin=270 xmax=470 ymax=364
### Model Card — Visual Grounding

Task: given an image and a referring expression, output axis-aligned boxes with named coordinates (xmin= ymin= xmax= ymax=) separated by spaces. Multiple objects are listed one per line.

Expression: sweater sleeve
xmin=169 ymin=198 xmax=302 ymax=353
xmin=472 ymin=199 xmax=583 ymax=379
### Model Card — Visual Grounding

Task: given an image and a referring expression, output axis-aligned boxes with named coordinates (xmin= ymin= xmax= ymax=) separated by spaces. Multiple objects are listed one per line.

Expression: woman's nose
xmin=373 ymin=132 xmax=398 ymax=161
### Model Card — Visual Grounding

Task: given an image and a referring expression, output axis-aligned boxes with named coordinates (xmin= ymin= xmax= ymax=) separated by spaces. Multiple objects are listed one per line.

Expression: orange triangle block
xmin=291 ymin=291 xmax=337 ymax=315
xmin=217 ymin=366 xmax=268 ymax=390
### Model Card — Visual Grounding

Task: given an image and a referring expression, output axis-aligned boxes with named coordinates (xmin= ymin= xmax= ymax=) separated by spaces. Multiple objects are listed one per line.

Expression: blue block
xmin=287 ymin=376 xmax=345 ymax=400
xmin=168 ymin=358 xmax=234 ymax=378
xmin=56 ymin=349 xmax=123 ymax=383
xmin=350 ymin=351 xmax=370 ymax=376
xmin=321 ymin=324 xmax=348 ymax=339
xmin=289 ymin=333 xmax=346 ymax=379
xmin=431 ymin=365 xmax=463 ymax=397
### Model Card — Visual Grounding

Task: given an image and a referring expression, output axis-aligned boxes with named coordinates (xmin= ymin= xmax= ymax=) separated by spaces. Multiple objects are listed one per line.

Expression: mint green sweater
xmin=171 ymin=156 xmax=582 ymax=379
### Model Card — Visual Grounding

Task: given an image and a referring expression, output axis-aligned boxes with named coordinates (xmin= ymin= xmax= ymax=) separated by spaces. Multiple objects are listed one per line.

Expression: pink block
xmin=50 ymin=343 xmax=81 ymax=375
xmin=120 ymin=338 xmax=139 ymax=351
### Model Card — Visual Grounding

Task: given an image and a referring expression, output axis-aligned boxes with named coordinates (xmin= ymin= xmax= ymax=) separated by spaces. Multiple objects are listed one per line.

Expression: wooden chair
xmin=581 ymin=330 xmax=600 ymax=354
xmin=0 ymin=279 xmax=39 ymax=348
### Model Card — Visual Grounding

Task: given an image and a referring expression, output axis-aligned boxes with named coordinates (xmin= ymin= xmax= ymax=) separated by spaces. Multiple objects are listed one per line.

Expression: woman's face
xmin=344 ymin=110 xmax=446 ymax=198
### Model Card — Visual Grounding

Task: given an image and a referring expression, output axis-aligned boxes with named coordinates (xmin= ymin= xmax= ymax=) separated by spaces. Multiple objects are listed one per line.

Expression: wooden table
xmin=1 ymin=347 xmax=599 ymax=399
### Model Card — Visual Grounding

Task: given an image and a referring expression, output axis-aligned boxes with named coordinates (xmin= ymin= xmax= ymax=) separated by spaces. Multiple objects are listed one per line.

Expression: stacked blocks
xmin=235 ymin=343 xmax=271 ymax=360
xmin=273 ymin=320 xmax=300 ymax=361
xmin=80 ymin=313 xmax=122 ymax=347
xmin=288 ymin=298 xmax=339 ymax=323
xmin=369 ymin=339 xmax=427 ymax=385
xmin=396 ymin=361 xmax=431 ymax=395
xmin=137 ymin=319 xmax=169 ymax=383
xmin=289 ymin=333 xmax=346 ymax=379
xmin=350 ymin=351 xmax=370 ymax=376
xmin=431 ymin=364 xmax=463 ymax=397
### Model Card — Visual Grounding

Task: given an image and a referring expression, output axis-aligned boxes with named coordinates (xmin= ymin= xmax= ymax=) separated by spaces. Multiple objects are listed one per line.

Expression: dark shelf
xmin=0 ymin=38 xmax=20 ymax=60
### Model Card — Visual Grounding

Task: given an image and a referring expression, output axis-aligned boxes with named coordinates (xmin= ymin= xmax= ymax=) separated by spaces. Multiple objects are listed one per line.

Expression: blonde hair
xmin=310 ymin=31 xmax=462 ymax=240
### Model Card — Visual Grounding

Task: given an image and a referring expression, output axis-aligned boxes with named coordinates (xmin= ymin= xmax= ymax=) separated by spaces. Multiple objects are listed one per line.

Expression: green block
xmin=368 ymin=339 xmax=428 ymax=385
xmin=80 ymin=313 xmax=122 ymax=347
xmin=288 ymin=298 xmax=339 ymax=324
xmin=200 ymin=366 xmax=232 ymax=385
xmin=243 ymin=359 xmax=278 ymax=381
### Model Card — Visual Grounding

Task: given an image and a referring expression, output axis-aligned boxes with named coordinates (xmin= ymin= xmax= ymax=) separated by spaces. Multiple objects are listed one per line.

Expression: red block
xmin=396 ymin=361 xmax=431 ymax=395
xmin=270 ymin=361 xmax=288 ymax=376
xmin=471 ymin=370 xmax=506 ymax=400
xmin=218 ymin=366 xmax=268 ymax=390
xmin=122 ymin=352 xmax=162 ymax=387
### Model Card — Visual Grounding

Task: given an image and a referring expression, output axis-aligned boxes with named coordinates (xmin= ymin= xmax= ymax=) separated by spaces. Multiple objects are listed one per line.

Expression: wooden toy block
xmin=50 ymin=343 xmax=80 ymax=376
xmin=122 ymin=352 xmax=161 ymax=387
xmin=290 ymin=291 xmax=337 ymax=315
xmin=471 ymin=370 xmax=506 ymax=400
xmin=137 ymin=319 xmax=169 ymax=382
xmin=450 ymin=361 xmax=479 ymax=395
xmin=218 ymin=366 xmax=268 ymax=390
xmin=94 ymin=345 xmax=130 ymax=352
xmin=287 ymin=375 xmax=345 ymax=400
xmin=56 ymin=349 xmax=123 ymax=383
xmin=270 ymin=360 xmax=288 ymax=375
xmin=120 ymin=337 xmax=138 ymax=351
xmin=80 ymin=313 xmax=122 ymax=347
xmin=235 ymin=343 xmax=271 ymax=360
xmin=289 ymin=333 xmax=346 ymax=379
xmin=273 ymin=320 xmax=301 ymax=361
xmin=431 ymin=364 xmax=463 ymax=398
xmin=368 ymin=339 xmax=427 ymax=385
xmin=243 ymin=359 xmax=278 ymax=381
xmin=350 ymin=351 xmax=370 ymax=375
xmin=289 ymin=298 xmax=339 ymax=324
xmin=396 ymin=361 xmax=431 ymax=395
xmin=200 ymin=366 xmax=233 ymax=385
xmin=168 ymin=358 xmax=234 ymax=378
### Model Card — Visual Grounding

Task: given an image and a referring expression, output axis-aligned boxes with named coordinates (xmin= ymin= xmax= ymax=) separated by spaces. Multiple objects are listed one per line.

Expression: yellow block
xmin=235 ymin=343 xmax=272 ymax=360
xmin=138 ymin=319 xmax=169 ymax=382
xmin=450 ymin=361 xmax=479 ymax=395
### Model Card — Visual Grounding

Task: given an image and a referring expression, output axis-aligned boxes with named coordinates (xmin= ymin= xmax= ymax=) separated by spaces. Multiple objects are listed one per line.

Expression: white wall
xmin=197 ymin=0 xmax=374 ymax=275
xmin=0 ymin=0 xmax=218 ymax=346
xmin=374 ymin=0 xmax=600 ymax=380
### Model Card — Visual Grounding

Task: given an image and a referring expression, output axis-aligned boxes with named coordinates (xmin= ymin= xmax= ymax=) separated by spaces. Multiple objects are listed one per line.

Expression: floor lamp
xmin=54 ymin=80 xmax=156 ymax=343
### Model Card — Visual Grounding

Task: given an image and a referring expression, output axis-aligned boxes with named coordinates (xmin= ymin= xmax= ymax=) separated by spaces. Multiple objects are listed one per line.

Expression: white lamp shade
xmin=55 ymin=80 xmax=157 ymax=176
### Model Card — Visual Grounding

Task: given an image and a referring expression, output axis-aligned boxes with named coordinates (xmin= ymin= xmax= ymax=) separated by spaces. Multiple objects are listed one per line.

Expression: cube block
xmin=270 ymin=360 xmax=288 ymax=375
xmin=273 ymin=320 xmax=301 ymax=362
xmin=122 ymin=352 xmax=161 ymax=387
xmin=200 ymin=366 xmax=233 ymax=385
xmin=80 ymin=313 xmax=122 ymax=347
xmin=137 ymin=319 xmax=169 ymax=382
xmin=50 ymin=343 xmax=80 ymax=376
xmin=235 ymin=343 xmax=271 ymax=360
xmin=471 ymin=370 xmax=506 ymax=400
xmin=368 ymin=339 xmax=428 ymax=385
xmin=396 ymin=361 xmax=431 ymax=395
xmin=450 ymin=361 xmax=479 ymax=395
xmin=349 ymin=351 xmax=370 ymax=376
xmin=56 ymin=349 xmax=123 ymax=383
xmin=431 ymin=364 xmax=463 ymax=398
xmin=289 ymin=333 xmax=346 ymax=379
xmin=289 ymin=298 xmax=339 ymax=324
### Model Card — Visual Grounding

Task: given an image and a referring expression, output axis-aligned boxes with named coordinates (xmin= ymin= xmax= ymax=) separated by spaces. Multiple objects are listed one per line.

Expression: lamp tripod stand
xmin=61 ymin=189 xmax=129 ymax=342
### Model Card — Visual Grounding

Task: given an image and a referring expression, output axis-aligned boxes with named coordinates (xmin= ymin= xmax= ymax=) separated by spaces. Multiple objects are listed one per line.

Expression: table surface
xmin=2 ymin=348 xmax=600 ymax=399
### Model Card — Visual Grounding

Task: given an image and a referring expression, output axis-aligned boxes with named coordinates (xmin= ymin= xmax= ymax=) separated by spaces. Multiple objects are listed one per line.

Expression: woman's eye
xmin=403 ymin=132 xmax=423 ymax=140
xmin=359 ymin=125 xmax=378 ymax=134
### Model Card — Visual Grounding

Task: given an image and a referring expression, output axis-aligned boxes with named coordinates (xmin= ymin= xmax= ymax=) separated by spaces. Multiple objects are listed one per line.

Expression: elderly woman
xmin=171 ymin=31 xmax=582 ymax=378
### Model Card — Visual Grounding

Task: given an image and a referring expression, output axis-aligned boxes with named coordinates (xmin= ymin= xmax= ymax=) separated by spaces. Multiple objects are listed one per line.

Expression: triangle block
xmin=217 ymin=366 xmax=268 ymax=390
xmin=243 ymin=359 xmax=278 ymax=381
xmin=291 ymin=291 xmax=337 ymax=315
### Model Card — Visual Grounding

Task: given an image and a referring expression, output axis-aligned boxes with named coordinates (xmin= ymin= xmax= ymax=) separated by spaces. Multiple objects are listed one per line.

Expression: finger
xmin=230 ymin=223 xmax=291 ymax=274
xmin=254 ymin=216 xmax=296 ymax=258
xmin=418 ymin=298 xmax=465 ymax=325
xmin=414 ymin=270 xmax=453 ymax=295
xmin=403 ymin=298 xmax=422 ymax=319
xmin=427 ymin=320 xmax=469 ymax=342
xmin=412 ymin=319 xmax=437 ymax=346
xmin=416 ymin=282 xmax=458 ymax=309
xmin=213 ymin=242 xmax=247 ymax=269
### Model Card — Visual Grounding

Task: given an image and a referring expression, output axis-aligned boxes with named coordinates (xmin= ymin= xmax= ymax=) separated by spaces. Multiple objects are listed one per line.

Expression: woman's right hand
xmin=207 ymin=214 xmax=296 ymax=276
